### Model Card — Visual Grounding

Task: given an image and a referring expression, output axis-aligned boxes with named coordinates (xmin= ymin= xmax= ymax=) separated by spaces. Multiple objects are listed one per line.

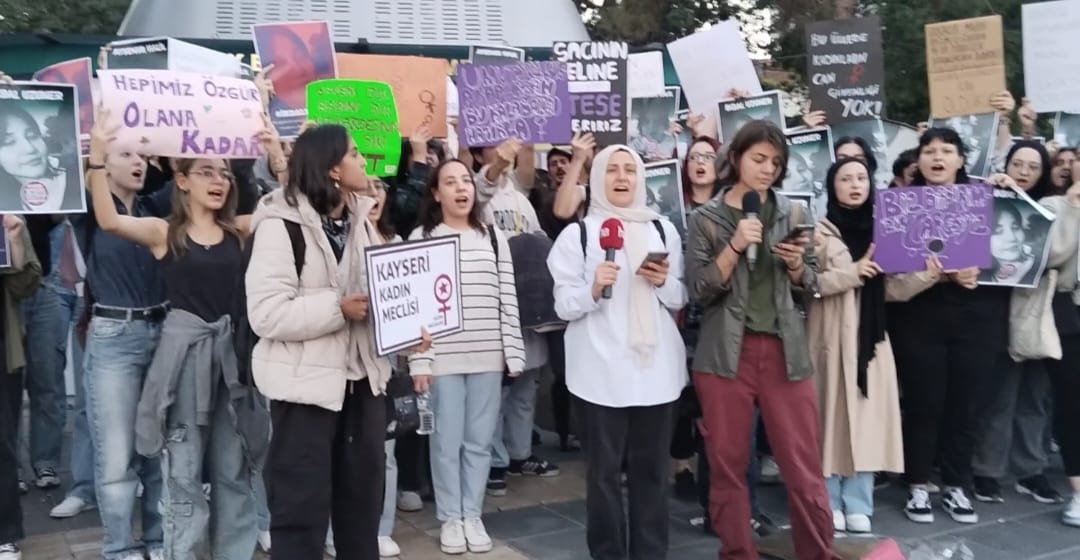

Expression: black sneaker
xmin=942 ymin=487 xmax=978 ymax=524
xmin=750 ymin=513 xmax=777 ymax=537
xmin=905 ymin=487 xmax=935 ymax=523
xmin=674 ymin=469 xmax=696 ymax=502
xmin=973 ymin=476 xmax=1004 ymax=503
xmin=532 ymin=430 xmax=542 ymax=446
xmin=508 ymin=456 xmax=559 ymax=477
xmin=559 ymin=435 xmax=582 ymax=452
xmin=874 ymin=472 xmax=892 ymax=490
xmin=1016 ymin=475 xmax=1066 ymax=505
xmin=486 ymin=467 xmax=507 ymax=497
xmin=34 ymin=467 xmax=60 ymax=490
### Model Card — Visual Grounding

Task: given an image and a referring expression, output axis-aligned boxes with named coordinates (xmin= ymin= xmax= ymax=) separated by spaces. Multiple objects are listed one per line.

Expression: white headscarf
xmin=588 ymin=145 xmax=661 ymax=366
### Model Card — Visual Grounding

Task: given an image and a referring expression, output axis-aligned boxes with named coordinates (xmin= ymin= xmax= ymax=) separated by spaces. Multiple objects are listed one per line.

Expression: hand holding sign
xmin=948 ymin=266 xmax=980 ymax=289
xmin=495 ymin=137 xmax=523 ymax=166
xmin=989 ymin=90 xmax=1016 ymax=114
xmin=409 ymin=124 xmax=433 ymax=164
xmin=89 ymin=107 xmax=122 ymax=161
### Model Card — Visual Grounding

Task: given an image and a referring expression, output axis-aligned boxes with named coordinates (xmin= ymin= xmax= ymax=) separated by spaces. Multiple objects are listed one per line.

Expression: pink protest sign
xmin=97 ymin=69 xmax=264 ymax=159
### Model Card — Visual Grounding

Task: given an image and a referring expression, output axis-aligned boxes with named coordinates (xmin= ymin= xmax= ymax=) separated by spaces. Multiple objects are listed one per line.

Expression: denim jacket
xmin=684 ymin=188 xmax=817 ymax=381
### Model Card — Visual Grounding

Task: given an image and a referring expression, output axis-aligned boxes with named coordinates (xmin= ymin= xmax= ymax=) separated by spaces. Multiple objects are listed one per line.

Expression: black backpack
xmin=234 ymin=220 xmax=306 ymax=386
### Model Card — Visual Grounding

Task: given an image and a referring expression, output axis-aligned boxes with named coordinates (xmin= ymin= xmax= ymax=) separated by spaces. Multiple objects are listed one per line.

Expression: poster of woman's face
xmin=0 ymin=82 xmax=85 ymax=214
xmin=629 ymin=87 xmax=680 ymax=163
xmin=782 ymin=127 xmax=834 ymax=219
xmin=33 ymin=57 xmax=94 ymax=156
xmin=977 ymin=188 xmax=1051 ymax=288
xmin=829 ymin=118 xmax=891 ymax=188
xmin=644 ymin=159 xmax=686 ymax=237
xmin=930 ymin=112 xmax=999 ymax=179
xmin=1054 ymin=112 xmax=1080 ymax=148
xmin=717 ymin=90 xmax=784 ymax=145
xmin=254 ymin=20 xmax=338 ymax=138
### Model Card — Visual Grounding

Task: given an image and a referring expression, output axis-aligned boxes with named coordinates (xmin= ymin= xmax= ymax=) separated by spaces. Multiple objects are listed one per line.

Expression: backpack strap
xmin=486 ymin=224 xmax=499 ymax=260
xmin=652 ymin=219 xmax=666 ymax=247
xmin=579 ymin=219 xmax=667 ymax=256
xmin=282 ymin=220 xmax=306 ymax=277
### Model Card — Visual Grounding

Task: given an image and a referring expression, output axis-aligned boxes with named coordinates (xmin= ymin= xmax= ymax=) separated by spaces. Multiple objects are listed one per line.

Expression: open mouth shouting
xmin=207 ymin=187 xmax=226 ymax=204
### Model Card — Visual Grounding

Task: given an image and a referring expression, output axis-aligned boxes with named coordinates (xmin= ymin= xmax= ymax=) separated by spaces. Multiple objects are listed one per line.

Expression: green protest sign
xmin=306 ymin=79 xmax=402 ymax=177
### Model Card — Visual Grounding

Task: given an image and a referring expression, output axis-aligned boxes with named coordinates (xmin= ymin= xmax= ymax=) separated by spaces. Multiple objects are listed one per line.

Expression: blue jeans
xmin=85 ymin=317 xmax=164 ymax=559
xmin=161 ymin=370 xmax=257 ymax=559
xmin=380 ymin=439 xmax=397 ymax=537
xmin=826 ymin=473 xmax=874 ymax=516
xmin=429 ymin=372 xmax=502 ymax=521
xmin=22 ymin=284 xmax=79 ymax=472
xmin=66 ymin=297 xmax=93 ymax=503
xmin=491 ymin=368 xmax=540 ymax=468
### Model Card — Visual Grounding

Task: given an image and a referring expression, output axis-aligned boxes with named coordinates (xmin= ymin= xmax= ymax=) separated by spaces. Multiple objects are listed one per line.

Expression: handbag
xmin=384 ymin=371 xmax=421 ymax=440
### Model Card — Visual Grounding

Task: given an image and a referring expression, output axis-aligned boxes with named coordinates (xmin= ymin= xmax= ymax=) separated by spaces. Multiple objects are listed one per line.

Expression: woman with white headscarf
xmin=547 ymin=145 xmax=687 ymax=559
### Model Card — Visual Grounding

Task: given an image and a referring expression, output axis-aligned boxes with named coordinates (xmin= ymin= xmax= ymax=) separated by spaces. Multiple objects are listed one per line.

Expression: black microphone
xmin=742 ymin=191 xmax=761 ymax=271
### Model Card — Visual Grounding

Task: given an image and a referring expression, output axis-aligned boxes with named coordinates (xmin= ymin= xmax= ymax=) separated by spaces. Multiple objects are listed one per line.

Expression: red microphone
xmin=598 ymin=218 xmax=624 ymax=300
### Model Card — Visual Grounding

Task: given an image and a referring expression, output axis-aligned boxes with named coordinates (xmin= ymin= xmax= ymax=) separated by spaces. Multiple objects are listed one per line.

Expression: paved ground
xmin=14 ymin=432 xmax=1080 ymax=559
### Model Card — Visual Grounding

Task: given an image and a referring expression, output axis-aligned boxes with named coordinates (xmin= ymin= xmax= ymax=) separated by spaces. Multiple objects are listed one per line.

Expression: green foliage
xmin=576 ymin=0 xmax=734 ymax=46
xmin=0 ymin=0 xmax=128 ymax=34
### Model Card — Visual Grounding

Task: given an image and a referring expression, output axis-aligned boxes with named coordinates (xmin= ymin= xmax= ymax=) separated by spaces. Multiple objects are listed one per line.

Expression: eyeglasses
xmin=688 ymin=152 xmax=717 ymax=163
xmin=187 ymin=168 xmax=235 ymax=182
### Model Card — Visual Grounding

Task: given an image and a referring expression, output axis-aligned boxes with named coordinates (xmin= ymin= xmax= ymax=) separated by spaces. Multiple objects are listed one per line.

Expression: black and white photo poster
xmin=829 ymin=118 xmax=891 ymax=188
xmin=552 ymin=41 xmax=629 ymax=147
xmin=717 ymin=90 xmax=784 ymax=145
xmin=930 ymin=112 xmax=1000 ymax=179
xmin=978 ymin=186 xmax=1053 ymax=288
xmin=782 ymin=127 xmax=835 ymax=218
xmin=1054 ymin=112 xmax=1080 ymax=147
xmin=805 ymin=16 xmax=886 ymax=122
xmin=0 ymin=82 xmax=86 ymax=214
xmin=630 ymin=86 xmax=680 ymax=163
xmin=644 ymin=159 xmax=686 ymax=237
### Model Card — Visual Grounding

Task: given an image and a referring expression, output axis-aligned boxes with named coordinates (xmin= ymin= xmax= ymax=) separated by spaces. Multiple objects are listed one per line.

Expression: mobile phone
xmin=639 ymin=252 xmax=670 ymax=269
xmin=780 ymin=224 xmax=815 ymax=244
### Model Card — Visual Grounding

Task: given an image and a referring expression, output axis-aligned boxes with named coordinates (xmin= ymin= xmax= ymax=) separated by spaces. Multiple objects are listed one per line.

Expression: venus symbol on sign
xmin=434 ymin=273 xmax=453 ymax=323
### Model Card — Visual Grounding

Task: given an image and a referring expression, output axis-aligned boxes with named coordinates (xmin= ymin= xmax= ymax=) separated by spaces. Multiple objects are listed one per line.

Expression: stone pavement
xmin=15 ymin=436 xmax=1080 ymax=559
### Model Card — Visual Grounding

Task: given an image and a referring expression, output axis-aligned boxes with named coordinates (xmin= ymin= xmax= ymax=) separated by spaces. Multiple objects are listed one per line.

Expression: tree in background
xmin=575 ymin=0 xmax=735 ymax=45
xmin=0 ymin=0 xmax=128 ymax=34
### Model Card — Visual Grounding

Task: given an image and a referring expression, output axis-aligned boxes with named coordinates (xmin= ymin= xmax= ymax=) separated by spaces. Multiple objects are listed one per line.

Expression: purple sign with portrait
xmin=873 ymin=184 xmax=993 ymax=273
xmin=457 ymin=61 xmax=572 ymax=147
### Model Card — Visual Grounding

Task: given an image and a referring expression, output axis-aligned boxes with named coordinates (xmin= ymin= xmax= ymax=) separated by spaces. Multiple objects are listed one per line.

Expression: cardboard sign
xmin=667 ymin=21 xmax=762 ymax=113
xmin=469 ymin=45 xmax=525 ymax=65
xmin=644 ymin=159 xmax=686 ymax=237
xmin=873 ymin=184 xmax=993 ymax=273
xmin=254 ymin=21 xmax=339 ymax=138
xmin=106 ymin=37 xmax=246 ymax=78
xmin=306 ymin=79 xmax=401 ymax=178
xmin=456 ymin=61 xmax=572 ymax=147
xmin=33 ymin=58 xmax=95 ymax=155
xmin=805 ymin=16 xmax=886 ymax=122
xmin=97 ymin=69 xmax=265 ymax=159
xmin=628 ymin=51 xmax=666 ymax=98
xmin=336 ymin=54 xmax=449 ymax=137
xmin=717 ymin=90 xmax=784 ymax=145
xmin=925 ymin=15 xmax=1005 ymax=118
xmin=552 ymin=41 xmax=630 ymax=147
xmin=365 ymin=236 xmax=464 ymax=356
xmin=977 ymin=186 xmax=1054 ymax=288
xmin=1023 ymin=1 xmax=1080 ymax=113
xmin=0 ymin=82 xmax=86 ymax=214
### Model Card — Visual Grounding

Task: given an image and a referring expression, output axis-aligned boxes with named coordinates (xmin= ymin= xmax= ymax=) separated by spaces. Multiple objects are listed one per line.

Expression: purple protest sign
xmin=456 ymin=62 xmax=572 ymax=147
xmin=872 ymin=184 xmax=993 ymax=273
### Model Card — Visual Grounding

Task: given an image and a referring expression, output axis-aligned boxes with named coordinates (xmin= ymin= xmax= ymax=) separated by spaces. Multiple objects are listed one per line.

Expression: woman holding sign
xmin=87 ymin=109 xmax=272 ymax=559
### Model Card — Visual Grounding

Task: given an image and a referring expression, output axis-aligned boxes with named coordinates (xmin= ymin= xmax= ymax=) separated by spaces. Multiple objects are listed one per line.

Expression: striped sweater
xmin=406 ymin=224 xmax=526 ymax=376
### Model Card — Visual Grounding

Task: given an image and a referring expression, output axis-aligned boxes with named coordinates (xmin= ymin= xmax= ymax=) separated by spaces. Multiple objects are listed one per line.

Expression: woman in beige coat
xmin=807 ymin=158 xmax=903 ymax=535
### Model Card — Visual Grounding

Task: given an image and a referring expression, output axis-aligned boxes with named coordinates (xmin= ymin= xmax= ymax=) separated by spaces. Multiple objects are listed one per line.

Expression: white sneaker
xmin=136 ymin=482 xmax=144 ymax=498
xmin=845 ymin=513 xmax=872 ymax=534
xmin=325 ymin=528 xmax=336 ymax=557
xmin=378 ymin=536 xmax=401 ymax=557
xmin=397 ymin=491 xmax=423 ymax=512
xmin=760 ymin=456 xmax=781 ymax=483
xmin=832 ymin=510 xmax=846 ymax=532
xmin=148 ymin=549 xmax=164 ymax=560
xmin=1063 ymin=493 xmax=1080 ymax=528
xmin=905 ymin=487 xmax=935 ymax=524
xmin=463 ymin=517 xmax=493 ymax=553
xmin=49 ymin=496 xmax=95 ymax=518
xmin=0 ymin=543 xmax=21 ymax=560
xmin=942 ymin=487 xmax=978 ymax=524
xmin=257 ymin=530 xmax=271 ymax=552
xmin=440 ymin=519 xmax=467 ymax=555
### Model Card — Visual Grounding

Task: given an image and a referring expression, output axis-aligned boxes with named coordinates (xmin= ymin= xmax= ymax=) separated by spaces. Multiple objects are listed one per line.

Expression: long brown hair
xmin=167 ymin=158 xmax=242 ymax=256
xmin=417 ymin=159 xmax=486 ymax=236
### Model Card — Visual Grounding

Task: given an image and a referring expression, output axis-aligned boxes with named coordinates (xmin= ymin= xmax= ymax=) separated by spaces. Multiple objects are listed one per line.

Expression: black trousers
xmin=669 ymin=387 xmax=696 ymax=461
xmin=578 ymin=397 xmax=675 ymax=560
xmin=0 ymin=370 xmax=23 ymax=544
xmin=1044 ymin=334 xmax=1080 ymax=477
xmin=267 ymin=382 xmax=386 ymax=560
xmin=548 ymin=332 xmax=572 ymax=440
xmin=891 ymin=325 xmax=994 ymax=487
xmin=394 ymin=432 xmax=431 ymax=494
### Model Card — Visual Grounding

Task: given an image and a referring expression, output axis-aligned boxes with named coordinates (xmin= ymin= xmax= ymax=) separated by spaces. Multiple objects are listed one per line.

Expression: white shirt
xmin=547 ymin=215 xmax=688 ymax=407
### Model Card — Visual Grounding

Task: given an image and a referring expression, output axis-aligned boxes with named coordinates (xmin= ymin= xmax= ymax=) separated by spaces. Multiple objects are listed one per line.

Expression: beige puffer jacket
xmin=246 ymin=189 xmax=390 ymax=411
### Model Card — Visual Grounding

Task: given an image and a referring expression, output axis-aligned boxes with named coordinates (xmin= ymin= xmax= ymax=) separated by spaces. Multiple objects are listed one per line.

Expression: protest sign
xmin=668 ymin=21 xmax=762 ymax=113
xmin=630 ymin=86 xmax=679 ymax=163
xmin=644 ymin=160 xmax=686 ymax=237
xmin=552 ymin=41 xmax=629 ymax=147
xmin=336 ymin=54 xmax=449 ymax=137
xmin=33 ymin=58 xmax=95 ymax=155
xmin=97 ymin=69 xmax=265 ymax=160
xmin=456 ymin=61 xmax=572 ymax=147
xmin=1023 ymin=1 xmax=1080 ymax=113
xmin=254 ymin=21 xmax=338 ymax=139
xmin=978 ymin=186 xmax=1054 ymax=288
xmin=628 ymin=51 xmax=666 ymax=99
xmin=106 ymin=37 xmax=245 ymax=78
xmin=307 ymin=79 xmax=401 ymax=177
xmin=929 ymin=112 xmax=1000 ymax=179
xmin=717 ymin=91 xmax=784 ymax=145
xmin=805 ymin=16 xmax=886 ymax=122
xmin=469 ymin=45 xmax=525 ymax=65
xmin=872 ymin=183 xmax=993 ymax=273
xmin=782 ymin=127 xmax=834 ymax=218
xmin=1054 ymin=113 xmax=1080 ymax=147
xmin=0 ymin=82 xmax=86 ymax=214
xmin=365 ymin=236 xmax=464 ymax=356
xmin=831 ymin=119 xmax=891 ymax=188
xmin=925 ymin=15 xmax=1005 ymax=118
xmin=0 ymin=224 xmax=8 ymax=268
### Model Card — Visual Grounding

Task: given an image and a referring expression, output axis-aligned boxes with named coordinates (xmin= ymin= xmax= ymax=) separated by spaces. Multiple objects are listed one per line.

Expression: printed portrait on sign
xmin=33 ymin=58 xmax=95 ymax=155
xmin=830 ymin=118 xmax=891 ymax=188
xmin=1055 ymin=113 xmax=1080 ymax=148
xmin=0 ymin=84 xmax=85 ymax=214
xmin=978 ymin=192 xmax=1051 ymax=288
xmin=254 ymin=21 xmax=337 ymax=138
xmin=930 ymin=112 xmax=999 ymax=179
xmin=629 ymin=88 xmax=679 ymax=163
xmin=644 ymin=160 xmax=686 ymax=236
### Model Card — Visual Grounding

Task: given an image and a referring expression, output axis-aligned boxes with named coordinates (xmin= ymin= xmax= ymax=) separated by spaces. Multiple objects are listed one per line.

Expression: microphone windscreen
xmin=599 ymin=218 xmax=625 ymax=251
xmin=742 ymin=191 xmax=761 ymax=215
